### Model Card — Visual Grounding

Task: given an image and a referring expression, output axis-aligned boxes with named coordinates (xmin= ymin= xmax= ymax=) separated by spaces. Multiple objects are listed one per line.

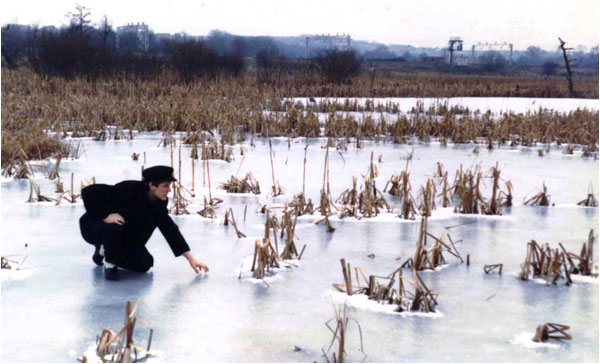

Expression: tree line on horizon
xmin=2 ymin=6 xmax=598 ymax=83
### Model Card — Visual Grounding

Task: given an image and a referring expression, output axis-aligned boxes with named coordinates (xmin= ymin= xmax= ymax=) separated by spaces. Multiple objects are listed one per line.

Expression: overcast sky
xmin=1 ymin=0 xmax=598 ymax=51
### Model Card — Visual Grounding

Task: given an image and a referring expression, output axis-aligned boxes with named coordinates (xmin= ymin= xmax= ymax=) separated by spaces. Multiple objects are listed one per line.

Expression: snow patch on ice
xmin=76 ymin=342 xmax=166 ymax=363
xmin=1 ymin=269 xmax=32 ymax=283
xmin=234 ymin=254 xmax=299 ymax=285
xmin=325 ymin=290 xmax=444 ymax=318
xmin=509 ymin=332 xmax=562 ymax=350
xmin=570 ymin=274 xmax=599 ymax=284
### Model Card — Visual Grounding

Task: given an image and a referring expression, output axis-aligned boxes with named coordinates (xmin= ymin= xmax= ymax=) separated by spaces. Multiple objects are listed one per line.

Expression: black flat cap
xmin=142 ymin=165 xmax=177 ymax=183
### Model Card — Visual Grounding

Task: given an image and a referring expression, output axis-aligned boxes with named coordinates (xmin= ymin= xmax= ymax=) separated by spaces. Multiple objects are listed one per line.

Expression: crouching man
xmin=79 ymin=165 xmax=209 ymax=280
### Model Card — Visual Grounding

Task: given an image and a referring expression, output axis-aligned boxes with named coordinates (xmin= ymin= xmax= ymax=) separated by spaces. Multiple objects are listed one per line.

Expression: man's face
xmin=149 ymin=181 xmax=171 ymax=201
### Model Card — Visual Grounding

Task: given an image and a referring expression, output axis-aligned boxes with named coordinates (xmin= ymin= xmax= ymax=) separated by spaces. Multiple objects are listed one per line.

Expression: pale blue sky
xmin=1 ymin=0 xmax=598 ymax=50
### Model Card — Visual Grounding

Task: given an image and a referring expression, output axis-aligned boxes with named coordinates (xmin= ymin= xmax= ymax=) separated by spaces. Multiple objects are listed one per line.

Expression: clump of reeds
xmin=279 ymin=208 xmax=306 ymax=260
xmin=26 ymin=179 xmax=54 ymax=203
xmin=169 ymin=182 xmax=192 ymax=215
xmin=417 ymin=178 xmax=437 ymax=217
xmin=55 ymin=172 xmax=79 ymax=205
xmin=401 ymin=216 xmax=463 ymax=271
xmin=219 ymin=172 xmax=260 ymax=194
xmin=1 ymin=150 xmax=33 ymax=179
xmin=519 ymin=240 xmax=572 ymax=285
xmin=364 ymin=151 xmax=379 ymax=180
xmin=435 ymin=165 xmax=454 ymax=208
xmin=484 ymin=162 xmax=512 ymax=214
xmin=333 ymin=258 xmax=439 ymax=313
xmin=201 ymin=140 xmax=233 ymax=162
xmin=251 ymin=216 xmax=280 ymax=279
xmin=524 ymin=182 xmax=551 ymax=206
xmin=532 ymin=323 xmax=571 ymax=343
xmin=451 ymin=164 xmax=508 ymax=215
xmin=322 ymin=303 xmax=365 ymax=363
xmin=384 ymin=167 xmax=416 ymax=220
xmin=289 ymin=193 xmax=315 ymax=216
xmin=562 ymin=229 xmax=597 ymax=277
xmin=47 ymin=153 xmax=61 ymax=180
xmin=577 ymin=184 xmax=598 ymax=207
xmin=196 ymin=196 xmax=222 ymax=219
xmin=336 ymin=175 xmax=391 ymax=219
xmin=78 ymin=300 xmax=153 ymax=363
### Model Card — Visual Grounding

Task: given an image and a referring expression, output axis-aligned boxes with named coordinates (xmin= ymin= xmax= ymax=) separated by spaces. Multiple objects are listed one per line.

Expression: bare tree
xmin=312 ymin=49 xmax=362 ymax=84
xmin=558 ymin=37 xmax=575 ymax=97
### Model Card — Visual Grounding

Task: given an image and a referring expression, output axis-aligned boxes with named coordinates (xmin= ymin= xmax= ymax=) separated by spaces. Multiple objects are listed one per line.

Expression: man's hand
xmin=183 ymin=251 xmax=209 ymax=274
xmin=103 ymin=213 xmax=125 ymax=225
xmin=189 ymin=259 xmax=210 ymax=274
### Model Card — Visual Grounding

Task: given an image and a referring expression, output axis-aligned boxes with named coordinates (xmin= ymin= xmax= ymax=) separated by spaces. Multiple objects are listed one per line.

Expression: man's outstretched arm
xmin=156 ymin=209 xmax=209 ymax=274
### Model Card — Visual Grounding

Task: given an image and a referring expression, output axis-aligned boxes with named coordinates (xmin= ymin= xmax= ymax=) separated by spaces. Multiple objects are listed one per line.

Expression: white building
xmin=116 ymin=22 xmax=149 ymax=52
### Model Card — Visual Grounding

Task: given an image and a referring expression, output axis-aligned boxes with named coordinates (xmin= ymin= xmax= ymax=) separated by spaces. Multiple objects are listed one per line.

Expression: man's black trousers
xmin=79 ymin=219 xmax=154 ymax=272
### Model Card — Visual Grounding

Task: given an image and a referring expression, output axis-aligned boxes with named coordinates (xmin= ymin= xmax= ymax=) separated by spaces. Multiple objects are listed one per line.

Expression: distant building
xmin=116 ymin=22 xmax=149 ymax=52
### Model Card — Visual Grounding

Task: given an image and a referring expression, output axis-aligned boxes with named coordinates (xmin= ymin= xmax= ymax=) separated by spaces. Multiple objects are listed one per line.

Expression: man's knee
xmin=128 ymin=252 xmax=154 ymax=273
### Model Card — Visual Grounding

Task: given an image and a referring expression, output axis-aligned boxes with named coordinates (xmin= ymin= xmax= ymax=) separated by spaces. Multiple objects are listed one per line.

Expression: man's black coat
xmin=80 ymin=180 xmax=190 ymax=257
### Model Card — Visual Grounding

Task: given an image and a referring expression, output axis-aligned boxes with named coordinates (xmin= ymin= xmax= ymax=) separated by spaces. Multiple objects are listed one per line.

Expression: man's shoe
xmin=104 ymin=267 xmax=120 ymax=281
xmin=92 ymin=244 xmax=104 ymax=266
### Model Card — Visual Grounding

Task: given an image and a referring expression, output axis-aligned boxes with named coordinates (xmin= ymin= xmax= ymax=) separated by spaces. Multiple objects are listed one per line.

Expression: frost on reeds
xmin=219 ymin=173 xmax=261 ymax=194
xmin=322 ymin=303 xmax=365 ymax=363
xmin=524 ymin=182 xmax=551 ymax=207
xmin=401 ymin=216 xmax=463 ymax=271
xmin=334 ymin=258 xmax=439 ymax=314
xmin=78 ymin=301 xmax=153 ymax=363
xmin=577 ymin=184 xmax=598 ymax=207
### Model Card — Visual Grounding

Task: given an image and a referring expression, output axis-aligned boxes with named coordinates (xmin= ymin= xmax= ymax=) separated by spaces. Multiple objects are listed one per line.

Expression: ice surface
xmin=1 ymin=99 xmax=598 ymax=362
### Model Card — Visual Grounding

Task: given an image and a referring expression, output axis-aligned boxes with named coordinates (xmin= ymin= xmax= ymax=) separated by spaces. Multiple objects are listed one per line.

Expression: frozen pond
xmin=2 ymin=103 xmax=599 ymax=362
xmin=290 ymin=97 xmax=599 ymax=114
